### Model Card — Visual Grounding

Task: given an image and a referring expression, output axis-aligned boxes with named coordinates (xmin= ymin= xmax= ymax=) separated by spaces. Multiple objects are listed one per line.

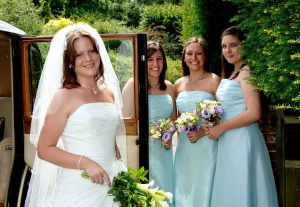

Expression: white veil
xmin=25 ymin=24 xmax=127 ymax=207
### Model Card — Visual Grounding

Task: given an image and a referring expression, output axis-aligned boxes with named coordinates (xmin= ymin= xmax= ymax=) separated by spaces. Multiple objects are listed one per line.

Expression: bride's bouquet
xmin=81 ymin=167 xmax=173 ymax=207
xmin=149 ymin=118 xmax=176 ymax=150
xmin=195 ymin=100 xmax=223 ymax=127
xmin=175 ymin=111 xmax=202 ymax=143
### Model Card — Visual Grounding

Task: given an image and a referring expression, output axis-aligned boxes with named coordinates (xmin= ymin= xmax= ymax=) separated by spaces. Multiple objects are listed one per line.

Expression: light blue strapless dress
xmin=149 ymin=94 xmax=174 ymax=206
xmin=211 ymin=79 xmax=278 ymax=207
xmin=174 ymin=91 xmax=217 ymax=207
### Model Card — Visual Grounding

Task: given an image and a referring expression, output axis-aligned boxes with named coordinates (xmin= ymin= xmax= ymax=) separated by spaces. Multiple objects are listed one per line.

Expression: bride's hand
xmin=81 ymin=156 xmax=111 ymax=186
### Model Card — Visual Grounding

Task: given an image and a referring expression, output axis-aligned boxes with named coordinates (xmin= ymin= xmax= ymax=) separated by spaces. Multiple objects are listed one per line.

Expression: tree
xmin=181 ymin=0 xmax=237 ymax=75
xmin=230 ymin=0 xmax=300 ymax=109
xmin=141 ymin=4 xmax=183 ymax=59
xmin=0 ymin=0 xmax=44 ymax=35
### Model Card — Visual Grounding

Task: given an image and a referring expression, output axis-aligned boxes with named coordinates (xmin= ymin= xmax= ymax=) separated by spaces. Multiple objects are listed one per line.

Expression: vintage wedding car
xmin=0 ymin=20 xmax=149 ymax=207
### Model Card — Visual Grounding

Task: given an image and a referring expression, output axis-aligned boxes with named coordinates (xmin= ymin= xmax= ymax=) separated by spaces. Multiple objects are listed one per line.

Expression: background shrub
xmin=181 ymin=0 xmax=237 ymax=75
xmin=0 ymin=0 xmax=44 ymax=35
xmin=166 ymin=57 xmax=181 ymax=84
xmin=141 ymin=4 xmax=183 ymax=59
xmin=230 ymin=0 xmax=300 ymax=109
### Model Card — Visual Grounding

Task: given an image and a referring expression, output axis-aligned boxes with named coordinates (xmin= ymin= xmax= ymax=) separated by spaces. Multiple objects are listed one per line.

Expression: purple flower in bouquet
xmin=191 ymin=124 xmax=201 ymax=132
xmin=194 ymin=110 xmax=201 ymax=119
xmin=178 ymin=125 xmax=190 ymax=134
xmin=162 ymin=132 xmax=171 ymax=142
xmin=156 ymin=121 xmax=162 ymax=129
xmin=214 ymin=106 xmax=224 ymax=116
xmin=201 ymin=109 xmax=211 ymax=119
xmin=168 ymin=124 xmax=176 ymax=133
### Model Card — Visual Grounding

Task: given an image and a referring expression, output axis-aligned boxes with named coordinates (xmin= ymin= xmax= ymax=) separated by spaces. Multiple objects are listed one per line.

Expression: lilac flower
xmin=194 ymin=110 xmax=201 ymax=118
xmin=191 ymin=123 xmax=201 ymax=132
xmin=162 ymin=132 xmax=171 ymax=142
xmin=168 ymin=125 xmax=176 ymax=133
xmin=214 ymin=106 xmax=224 ymax=116
xmin=182 ymin=126 xmax=190 ymax=134
xmin=156 ymin=122 xmax=161 ymax=129
xmin=201 ymin=109 xmax=211 ymax=119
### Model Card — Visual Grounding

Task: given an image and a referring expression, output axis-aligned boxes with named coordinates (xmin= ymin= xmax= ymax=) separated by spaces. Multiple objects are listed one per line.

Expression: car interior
xmin=0 ymin=35 xmax=13 ymax=207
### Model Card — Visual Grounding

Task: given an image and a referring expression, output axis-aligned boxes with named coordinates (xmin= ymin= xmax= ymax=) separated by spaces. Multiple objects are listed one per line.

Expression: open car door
xmin=5 ymin=33 xmax=148 ymax=207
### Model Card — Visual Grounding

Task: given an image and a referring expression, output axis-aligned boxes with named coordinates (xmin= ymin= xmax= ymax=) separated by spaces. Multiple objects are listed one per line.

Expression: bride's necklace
xmin=81 ymin=84 xmax=98 ymax=94
xmin=188 ymin=72 xmax=208 ymax=84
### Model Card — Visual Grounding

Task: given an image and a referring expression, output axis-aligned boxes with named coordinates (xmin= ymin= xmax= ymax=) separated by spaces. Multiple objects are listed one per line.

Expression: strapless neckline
xmin=178 ymin=90 xmax=213 ymax=96
xmin=69 ymin=102 xmax=116 ymax=119
xmin=149 ymin=94 xmax=172 ymax=98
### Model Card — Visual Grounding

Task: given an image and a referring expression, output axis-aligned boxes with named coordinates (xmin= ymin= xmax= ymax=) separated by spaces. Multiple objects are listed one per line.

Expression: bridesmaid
xmin=174 ymin=37 xmax=220 ymax=207
xmin=147 ymin=41 xmax=176 ymax=206
xmin=207 ymin=26 xmax=278 ymax=207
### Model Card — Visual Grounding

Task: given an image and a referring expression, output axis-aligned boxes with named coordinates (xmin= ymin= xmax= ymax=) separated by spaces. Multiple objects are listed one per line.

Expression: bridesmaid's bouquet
xmin=195 ymin=100 xmax=224 ymax=127
xmin=149 ymin=118 xmax=176 ymax=150
xmin=81 ymin=167 xmax=173 ymax=207
xmin=175 ymin=111 xmax=202 ymax=141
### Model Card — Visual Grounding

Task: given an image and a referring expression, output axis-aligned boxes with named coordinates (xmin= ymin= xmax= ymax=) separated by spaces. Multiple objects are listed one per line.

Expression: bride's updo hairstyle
xmin=63 ymin=29 xmax=104 ymax=89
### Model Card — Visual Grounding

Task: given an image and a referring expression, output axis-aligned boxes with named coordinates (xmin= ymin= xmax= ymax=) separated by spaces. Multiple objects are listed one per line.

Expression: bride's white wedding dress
xmin=51 ymin=102 xmax=126 ymax=207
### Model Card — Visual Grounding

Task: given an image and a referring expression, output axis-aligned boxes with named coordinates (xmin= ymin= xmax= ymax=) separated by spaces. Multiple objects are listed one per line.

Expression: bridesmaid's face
xmin=221 ymin=35 xmax=243 ymax=66
xmin=184 ymin=42 xmax=205 ymax=72
xmin=148 ymin=50 xmax=164 ymax=78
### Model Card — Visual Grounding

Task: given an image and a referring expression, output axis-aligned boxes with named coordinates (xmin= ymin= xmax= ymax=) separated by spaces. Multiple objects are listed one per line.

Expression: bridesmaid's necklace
xmin=229 ymin=63 xmax=246 ymax=80
xmin=81 ymin=84 xmax=98 ymax=94
xmin=188 ymin=72 xmax=208 ymax=84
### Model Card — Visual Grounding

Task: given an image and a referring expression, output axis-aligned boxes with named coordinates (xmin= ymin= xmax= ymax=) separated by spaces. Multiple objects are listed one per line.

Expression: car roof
xmin=0 ymin=20 xmax=26 ymax=35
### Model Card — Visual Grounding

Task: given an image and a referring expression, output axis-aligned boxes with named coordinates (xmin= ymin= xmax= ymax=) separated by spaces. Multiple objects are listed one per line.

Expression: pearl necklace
xmin=81 ymin=84 xmax=98 ymax=94
xmin=188 ymin=73 xmax=208 ymax=84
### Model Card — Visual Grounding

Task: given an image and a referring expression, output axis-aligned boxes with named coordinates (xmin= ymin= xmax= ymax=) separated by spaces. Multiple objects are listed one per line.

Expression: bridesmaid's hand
xmin=81 ymin=156 xmax=111 ymax=186
xmin=187 ymin=128 xmax=205 ymax=143
xmin=162 ymin=138 xmax=172 ymax=149
xmin=204 ymin=119 xmax=220 ymax=129
xmin=207 ymin=124 xmax=224 ymax=140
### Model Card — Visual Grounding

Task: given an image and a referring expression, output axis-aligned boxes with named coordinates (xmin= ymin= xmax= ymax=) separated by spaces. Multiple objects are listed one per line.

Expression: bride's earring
xmin=69 ymin=64 xmax=74 ymax=71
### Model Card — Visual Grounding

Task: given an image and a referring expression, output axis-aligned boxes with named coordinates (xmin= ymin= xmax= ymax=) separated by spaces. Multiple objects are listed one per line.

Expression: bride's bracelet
xmin=77 ymin=155 xmax=84 ymax=170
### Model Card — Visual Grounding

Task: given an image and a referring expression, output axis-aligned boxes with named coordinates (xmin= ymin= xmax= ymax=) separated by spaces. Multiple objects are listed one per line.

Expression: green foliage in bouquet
xmin=81 ymin=167 xmax=173 ymax=207
xmin=107 ymin=167 xmax=152 ymax=207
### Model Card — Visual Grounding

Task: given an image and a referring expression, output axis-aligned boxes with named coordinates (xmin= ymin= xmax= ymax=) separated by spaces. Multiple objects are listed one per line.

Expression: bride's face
xmin=73 ymin=36 xmax=101 ymax=79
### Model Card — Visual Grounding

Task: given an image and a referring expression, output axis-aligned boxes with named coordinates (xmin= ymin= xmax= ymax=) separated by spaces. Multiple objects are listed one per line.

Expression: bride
xmin=25 ymin=24 xmax=126 ymax=207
